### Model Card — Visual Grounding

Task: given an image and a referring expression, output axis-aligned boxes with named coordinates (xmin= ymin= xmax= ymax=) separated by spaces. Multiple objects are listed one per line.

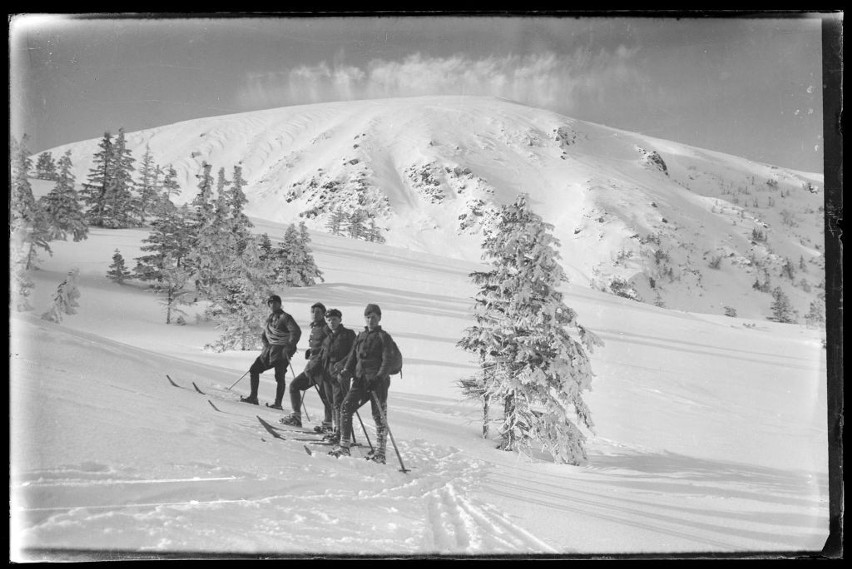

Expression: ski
xmin=303 ymin=445 xmax=313 ymax=456
xmin=265 ymin=403 xmax=284 ymax=411
xmin=208 ymin=400 xmax=222 ymax=412
xmin=256 ymin=415 xmax=285 ymax=440
xmin=192 ymin=382 xmax=205 ymax=394
xmin=165 ymin=374 xmax=182 ymax=388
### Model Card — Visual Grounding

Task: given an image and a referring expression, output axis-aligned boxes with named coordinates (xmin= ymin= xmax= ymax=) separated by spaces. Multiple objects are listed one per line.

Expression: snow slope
xmin=35 ymin=96 xmax=825 ymax=320
xmin=10 ymin=217 xmax=828 ymax=558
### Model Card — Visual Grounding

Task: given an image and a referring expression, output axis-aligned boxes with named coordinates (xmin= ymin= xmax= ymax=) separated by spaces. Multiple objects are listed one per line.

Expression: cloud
xmin=236 ymin=49 xmax=643 ymax=114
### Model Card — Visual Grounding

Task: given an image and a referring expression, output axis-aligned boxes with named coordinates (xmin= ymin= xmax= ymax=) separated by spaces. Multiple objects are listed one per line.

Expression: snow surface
xmin=10 ymin=215 xmax=829 ymax=559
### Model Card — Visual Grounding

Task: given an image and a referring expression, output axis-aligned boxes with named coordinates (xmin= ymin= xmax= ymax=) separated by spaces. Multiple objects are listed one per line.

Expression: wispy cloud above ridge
xmin=236 ymin=49 xmax=643 ymax=114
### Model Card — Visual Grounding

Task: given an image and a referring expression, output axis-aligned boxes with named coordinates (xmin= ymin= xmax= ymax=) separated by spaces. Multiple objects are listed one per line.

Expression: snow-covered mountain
xmin=39 ymin=95 xmax=825 ymax=321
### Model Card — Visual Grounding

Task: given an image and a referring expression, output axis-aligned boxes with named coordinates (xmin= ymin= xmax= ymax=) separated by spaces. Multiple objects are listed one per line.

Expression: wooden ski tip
xmin=166 ymin=375 xmax=180 ymax=387
xmin=192 ymin=382 xmax=205 ymax=394
xmin=208 ymin=400 xmax=221 ymax=412
xmin=304 ymin=445 xmax=313 ymax=456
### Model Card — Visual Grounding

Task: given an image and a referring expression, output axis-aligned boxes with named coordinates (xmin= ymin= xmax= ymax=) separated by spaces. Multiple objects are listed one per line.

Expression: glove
xmin=305 ymin=349 xmax=311 ymax=360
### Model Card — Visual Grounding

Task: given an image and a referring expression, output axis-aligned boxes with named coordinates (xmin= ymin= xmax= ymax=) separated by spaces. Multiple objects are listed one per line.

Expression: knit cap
xmin=364 ymin=303 xmax=382 ymax=317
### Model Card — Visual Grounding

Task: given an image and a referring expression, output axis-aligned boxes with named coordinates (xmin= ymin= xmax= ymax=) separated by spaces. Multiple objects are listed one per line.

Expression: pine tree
xmin=162 ymin=164 xmax=181 ymax=201
xmin=35 ymin=151 xmax=58 ymax=180
xmin=134 ymin=204 xmax=194 ymax=283
xmin=39 ymin=150 xmax=88 ymax=242
xmin=190 ymin=161 xmax=215 ymax=228
xmin=295 ymin=222 xmax=324 ymax=285
xmin=804 ymin=293 xmax=825 ymax=328
xmin=106 ymin=249 xmax=132 ymax=283
xmin=780 ymin=257 xmax=796 ymax=280
xmin=204 ymin=236 xmax=270 ymax=351
xmin=457 ymin=194 xmax=603 ymax=465
xmin=135 ymin=144 xmax=161 ymax=224
xmin=103 ymin=127 xmax=137 ymax=228
xmin=158 ymin=256 xmax=192 ymax=325
xmin=326 ymin=207 xmax=346 ymax=236
xmin=80 ymin=131 xmax=114 ymax=226
xmin=347 ymin=210 xmax=368 ymax=240
xmin=11 ymin=135 xmax=52 ymax=271
xmin=769 ymin=286 xmax=795 ymax=323
xmin=41 ymin=269 xmax=82 ymax=323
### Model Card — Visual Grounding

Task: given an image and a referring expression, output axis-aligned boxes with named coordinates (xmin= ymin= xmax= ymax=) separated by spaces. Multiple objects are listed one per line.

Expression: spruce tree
xmin=103 ymin=127 xmax=137 ymax=227
xmin=134 ymin=204 xmax=194 ymax=283
xmin=769 ymin=286 xmax=795 ymax=323
xmin=191 ymin=161 xmax=215 ymax=228
xmin=295 ymin=222 xmax=325 ymax=285
xmin=106 ymin=249 xmax=132 ymax=283
xmin=41 ymin=269 xmax=82 ymax=323
xmin=35 ymin=151 xmax=58 ymax=180
xmin=135 ymin=144 xmax=161 ymax=224
xmin=10 ymin=135 xmax=52 ymax=271
xmin=39 ymin=150 xmax=88 ymax=242
xmin=457 ymin=194 xmax=603 ymax=465
xmin=80 ymin=131 xmax=114 ymax=226
xmin=205 ymin=235 xmax=270 ymax=351
xmin=162 ymin=165 xmax=181 ymax=201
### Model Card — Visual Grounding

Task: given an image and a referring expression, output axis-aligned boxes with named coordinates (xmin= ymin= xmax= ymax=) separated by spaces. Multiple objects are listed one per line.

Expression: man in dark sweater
xmin=240 ymin=295 xmax=301 ymax=406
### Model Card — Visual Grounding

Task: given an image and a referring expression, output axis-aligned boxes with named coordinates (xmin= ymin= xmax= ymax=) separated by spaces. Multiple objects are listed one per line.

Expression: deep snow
xmin=10 ymin=217 xmax=829 ymax=559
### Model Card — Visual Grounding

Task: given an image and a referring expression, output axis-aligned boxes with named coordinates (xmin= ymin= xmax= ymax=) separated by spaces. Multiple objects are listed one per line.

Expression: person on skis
xmin=317 ymin=308 xmax=357 ymax=445
xmin=240 ymin=294 xmax=301 ymax=406
xmin=329 ymin=303 xmax=394 ymax=464
xmin=278 ymin=302 xmax=332 ymax=429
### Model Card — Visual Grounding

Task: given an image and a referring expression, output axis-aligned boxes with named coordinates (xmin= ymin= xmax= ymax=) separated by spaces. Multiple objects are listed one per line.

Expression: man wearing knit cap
xmin=279 ymin=302 xmax=333 ymax=429
xmin=329 ymin=303 xmax=394 ymax=463
xmin=240 ymin=294 xmax=301 ymax=406
xmin=317 ymin=308 xmax=357 ymax=445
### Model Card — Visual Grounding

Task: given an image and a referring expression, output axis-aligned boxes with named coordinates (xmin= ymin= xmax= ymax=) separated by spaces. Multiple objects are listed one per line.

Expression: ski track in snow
xmin=11 ymin=382 xmax=552 ymax=555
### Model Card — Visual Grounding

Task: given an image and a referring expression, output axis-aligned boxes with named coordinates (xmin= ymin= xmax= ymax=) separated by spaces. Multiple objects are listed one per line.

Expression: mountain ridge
xmin=35 ymin=95 xmax=825 ymax=321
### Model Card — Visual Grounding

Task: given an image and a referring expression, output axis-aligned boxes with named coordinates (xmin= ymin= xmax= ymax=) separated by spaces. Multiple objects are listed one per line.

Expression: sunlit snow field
xmin=10 ymin=215 xmax=828 ymax=558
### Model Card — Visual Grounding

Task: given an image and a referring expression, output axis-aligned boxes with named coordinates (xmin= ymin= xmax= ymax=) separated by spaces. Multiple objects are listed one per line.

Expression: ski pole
xmin=227 ymin=370 xmax=249 ymax=391
xmin=370 ymin=391 xmax=409 ymax=473
xmin=355 ymin=410 xmax=373 ymax=451
xmin=289 ymin=360 xmax=311 ymax=422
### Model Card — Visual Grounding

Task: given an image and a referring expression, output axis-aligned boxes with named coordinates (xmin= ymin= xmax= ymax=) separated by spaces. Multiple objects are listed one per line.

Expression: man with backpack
xmin=317 ymin=308 xmax=357 ymax=445
xmin=329 ymin=303 xmax=401 ymax=464
xmin=279 ymin=302 xmax=332 ymax=428
xmin=240 ymin=294 xmax=301 ymax=406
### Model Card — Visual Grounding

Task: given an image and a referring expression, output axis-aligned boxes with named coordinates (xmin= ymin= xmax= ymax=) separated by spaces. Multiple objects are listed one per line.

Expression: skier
xmin=329 ymin=303 xmax=394 ymax=464
xmin=279 ymin=302 xmax=332 ymax=428
xmin=240 ymin=294 xmax=301 ymax=406
xmin=317 ymin=308 xmax=357 ymax=445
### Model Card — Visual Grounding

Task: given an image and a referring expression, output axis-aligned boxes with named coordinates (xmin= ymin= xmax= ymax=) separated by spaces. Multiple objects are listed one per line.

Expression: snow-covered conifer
xmin=11 ymin=135 xmax=52 ymax=270
xmin=134 ymin=204 xmax=194 ymax=283
xmin=106 ymin=249 xmax=132 ymax=283
xmin=135 ymin=144 xmax=161 ymax=224
xmin=191 ymin=162 xmax=215 ymax=227
xmin=80 ymin=132 xmax=113 ymax=226
xmin=769 ymin=286 xmax=795 ymax=323
xmin=39 ymin=150 xmax=88 ymax=242
xmin=457 ymin=193 xmax=603 ymax=465
xmin=41 ymin=269 xmax=81 ymax=323
xmin=103 ymin=127 xmax=137 ymax=228
xmin=295 ymin=222 xmax=325 ymax=285
xmin=35 ymin=151 xmax=58 ymax=180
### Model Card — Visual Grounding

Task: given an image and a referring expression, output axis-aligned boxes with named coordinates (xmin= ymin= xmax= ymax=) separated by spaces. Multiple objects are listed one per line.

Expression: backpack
xmin=382 ymin=331 xmax=404 ymax=376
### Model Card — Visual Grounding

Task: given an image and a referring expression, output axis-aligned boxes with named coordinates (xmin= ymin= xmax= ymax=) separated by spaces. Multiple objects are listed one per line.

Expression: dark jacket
xmin=262 ymin=308 xmax=301 ymax=358
xmin=303 ymin=320 xmax=331 ymax=379
xmin=321 ymin=325 xmax=357 ymax=377
xmin=342 ymin=326 xmax=394 ymax=382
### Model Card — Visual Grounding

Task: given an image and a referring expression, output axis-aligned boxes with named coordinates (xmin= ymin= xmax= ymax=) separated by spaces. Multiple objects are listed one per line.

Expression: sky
xmin=9 ymin=13 xmax=834 ymax=173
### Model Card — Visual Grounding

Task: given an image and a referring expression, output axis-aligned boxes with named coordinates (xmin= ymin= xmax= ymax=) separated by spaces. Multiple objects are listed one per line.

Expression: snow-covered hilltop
xmin=39 ymin=95 xmax=825 ymax=321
